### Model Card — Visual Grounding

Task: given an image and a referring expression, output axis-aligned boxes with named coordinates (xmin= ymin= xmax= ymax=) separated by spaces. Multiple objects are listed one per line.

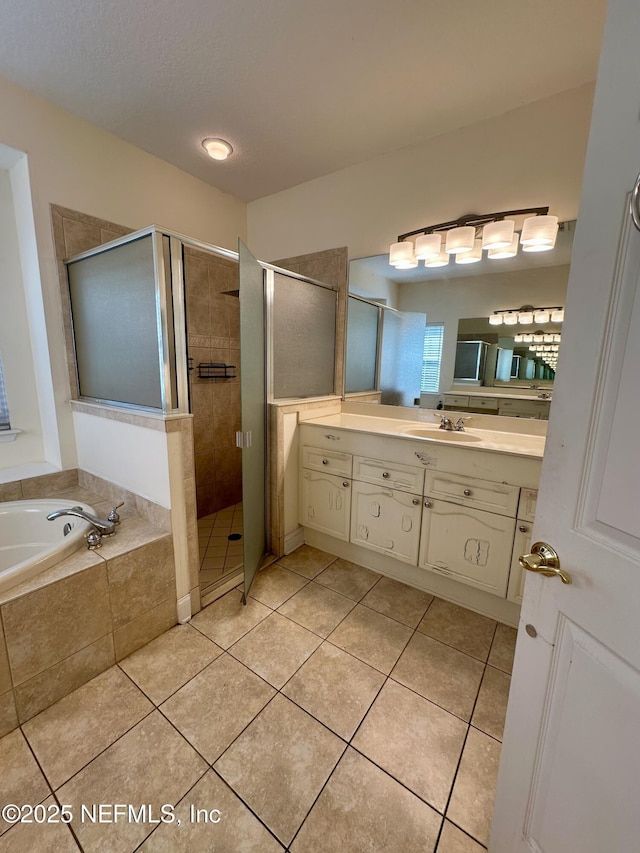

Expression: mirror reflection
xmin=346 ymin=220 xmax=574 ymax=413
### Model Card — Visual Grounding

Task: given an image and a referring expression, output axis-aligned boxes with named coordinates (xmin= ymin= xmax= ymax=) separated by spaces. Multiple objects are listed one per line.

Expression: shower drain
xmin=228 ymin=533 xmax=242 ymax=541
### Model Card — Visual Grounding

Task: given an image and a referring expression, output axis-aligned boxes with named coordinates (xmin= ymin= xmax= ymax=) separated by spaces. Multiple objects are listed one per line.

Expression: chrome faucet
xmin=47 ymin=507 xmax=116 ymax=536
xmin=434 ymin=414 xmax=468 ymax=432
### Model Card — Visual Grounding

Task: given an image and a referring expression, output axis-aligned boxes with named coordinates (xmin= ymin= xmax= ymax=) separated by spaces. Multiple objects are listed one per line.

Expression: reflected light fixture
xmin=489 ymin=306 xmax=564 ymax=327
xmin=202 ymin=137 xmax=233 ymax=161
xmin=389 ymin=206 xmax=553 ymax=269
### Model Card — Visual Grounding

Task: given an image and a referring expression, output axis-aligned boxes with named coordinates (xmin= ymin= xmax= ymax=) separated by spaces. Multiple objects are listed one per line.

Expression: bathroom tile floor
xmin=198 ymin=503 xmax=244 ymax=596
xmin=0 ymin=545 xmax=517 ymax=852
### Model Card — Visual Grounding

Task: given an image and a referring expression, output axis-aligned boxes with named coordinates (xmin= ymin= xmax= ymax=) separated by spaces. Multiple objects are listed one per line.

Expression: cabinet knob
xmin=382 ymin=472 xmax=390 ymax=479
xmin=342 ymin=481 xmax=350 ymax=488
xmin=322 ymin=459 xmax=329 ymax=465
xmin=424 ymin=499 xmax=432 ymax=508
xmin=463 ymin=488 xmax=472 ymax=497
xmin=519 ymin=525 xmax=528 ymax=533
xmin=412 ymin=498 xmax=420 ymax=505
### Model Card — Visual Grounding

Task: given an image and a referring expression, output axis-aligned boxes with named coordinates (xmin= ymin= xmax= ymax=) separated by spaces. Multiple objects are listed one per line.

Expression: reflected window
xmin=421 ymin=323 xmax=444 ymax=393
xmin=0 ymin=351 xmax=10 ymax=430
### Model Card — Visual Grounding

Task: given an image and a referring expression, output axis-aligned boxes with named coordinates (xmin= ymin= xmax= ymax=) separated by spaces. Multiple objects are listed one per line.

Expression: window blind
xmin=421 ymin=323 xmax=444 ymax=393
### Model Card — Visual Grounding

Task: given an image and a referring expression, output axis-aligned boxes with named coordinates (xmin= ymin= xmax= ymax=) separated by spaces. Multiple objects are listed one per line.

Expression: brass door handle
xmin=519 ymin=542 xmax=571 ymax=584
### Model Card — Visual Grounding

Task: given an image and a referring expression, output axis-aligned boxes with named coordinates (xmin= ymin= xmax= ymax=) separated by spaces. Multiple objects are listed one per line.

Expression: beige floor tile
xmin=161 ymin=653 xmax=275 ymax=763
xmin=353 ymin=680 xmax=466 ymax=811
xmin=191 ymin=588 xmax=271 ymax=649
xmin=314 ymin=558 xmax=381 ymax=600
xmin=283 ymin=643 xmax=384 ymax=739
xmin=436 ymin=820 xmax=486 ymax=853
xmin=119 ymin=623 xmax=223 ymax=705
xmin=361 ymin=576 xmax=434 ymax=628
xmin=22 ymin=667 xmax=152 ymax=790
xmin=0 ymin=795 xmax=77 ymax=852
xmin=139 ymin=770 xmax=283 ymax=851
xmin=277 ymin=582 xmax=356 ymax=638
xmin=58 ymin=711 xmax=207 ymax=852
xmin=417 ymin=598 xmax=497 ymax=661
xmin=214 ymin=694 xmax=344 ymax=846
xmin=229 ymin=613 xmax=321 ymax=689
xmin=248 ymin=564 xmax=308 ymax=609
xmin=471 ymin=665 xmax=511 ymax=742
xmin=328 ymin=605 xmax=412 ymax=674
xmin=290 ymin=748 xmax=441 ymax=853
xmin=447 ymin=727 xmax=502 ymax=847
xmin=202 ymin=556 xmax=225 ymax=570
xmin=392 ymin=632 xmax=484 ymax=721
xmin=488 ymin=623 xmax=518 ymax=673
xmin=0 ymin=729 xmax=50 ymax=836
xmin=275 ymin=544 xmax=337 ymax=579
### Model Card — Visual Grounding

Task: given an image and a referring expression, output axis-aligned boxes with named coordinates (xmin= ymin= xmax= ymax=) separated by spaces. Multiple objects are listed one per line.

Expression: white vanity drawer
xmin=444 ymin=394 xmax=469 ymax=408
xmin=472 ymin=396 xmax=499 ymax=410
xmin=302 ymin=445 xmax=352 ymax=477
xmin=424 ymin=471 xmax=520 ymax=517
xmin=353 ymin=456 xmax=425 ymax=493
xmin=498 ymin=399 xmax=550 ymax=419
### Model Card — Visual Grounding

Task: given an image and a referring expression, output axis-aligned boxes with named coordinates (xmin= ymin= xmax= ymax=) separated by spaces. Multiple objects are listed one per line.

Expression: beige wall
xmin=0 ymin=76 xmax=246 ymax=475
xmin=247 ymin=84 xmax=594 ymax=262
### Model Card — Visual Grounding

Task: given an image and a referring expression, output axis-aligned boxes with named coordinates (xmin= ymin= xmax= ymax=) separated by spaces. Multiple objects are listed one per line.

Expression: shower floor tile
xmin=198 ymin=502 xmax=244 ymax=597
xmin=2 ymin=546 xmax=511 ymax=852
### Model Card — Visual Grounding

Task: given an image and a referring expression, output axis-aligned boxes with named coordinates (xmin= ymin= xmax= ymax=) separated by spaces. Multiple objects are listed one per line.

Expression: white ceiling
xmin=0 ymin=0 xmax=606 ymax=202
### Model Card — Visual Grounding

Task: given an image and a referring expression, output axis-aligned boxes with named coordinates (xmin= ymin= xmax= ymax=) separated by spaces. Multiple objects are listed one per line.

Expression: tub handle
xmin=85 ymin=530 xmax=103 ymax=550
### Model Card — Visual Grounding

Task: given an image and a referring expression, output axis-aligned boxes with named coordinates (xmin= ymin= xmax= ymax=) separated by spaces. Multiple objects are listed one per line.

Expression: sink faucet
xmin=47 ymin=507 xmax=116 ymax=536
xmin=434 ymin=414 xmax=468 ymax=432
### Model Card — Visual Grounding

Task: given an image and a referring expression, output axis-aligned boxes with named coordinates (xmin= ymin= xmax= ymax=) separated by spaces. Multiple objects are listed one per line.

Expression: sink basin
xmin=403 ymin=427 xmax=482 ymax=443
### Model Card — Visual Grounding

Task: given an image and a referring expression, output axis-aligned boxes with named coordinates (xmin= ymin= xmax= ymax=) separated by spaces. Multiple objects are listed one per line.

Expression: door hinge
xmin=235 ymin=431 xmax=252 ymax=448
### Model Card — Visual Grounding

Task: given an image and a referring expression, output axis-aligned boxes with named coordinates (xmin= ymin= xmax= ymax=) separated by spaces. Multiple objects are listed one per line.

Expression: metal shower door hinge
xmin=235 ymin=431 xmax=252 ymax=448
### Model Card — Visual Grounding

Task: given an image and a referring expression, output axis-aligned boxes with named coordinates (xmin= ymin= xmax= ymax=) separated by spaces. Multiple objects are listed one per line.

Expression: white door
xmin=491 ymin=2 xmax=640 ymax=850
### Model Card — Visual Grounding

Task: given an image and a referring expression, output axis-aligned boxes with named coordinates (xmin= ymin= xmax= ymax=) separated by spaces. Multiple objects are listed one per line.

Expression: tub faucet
xmin=46 ymin=507 xmax=116 ymax=536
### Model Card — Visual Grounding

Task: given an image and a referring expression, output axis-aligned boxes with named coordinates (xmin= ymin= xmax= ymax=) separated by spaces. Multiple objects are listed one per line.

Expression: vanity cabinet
xmin=507 ymin=489 xmax=538 ymax=604
xmin=497 ymin=398 xmax=550 ymax=419
xmin=418 ymin=471 xmax=519 ymax=596
xmin=351 ymin=480 xmax=422 ymax=564
xmin=300 ymin=446 xmax=352 ymax=540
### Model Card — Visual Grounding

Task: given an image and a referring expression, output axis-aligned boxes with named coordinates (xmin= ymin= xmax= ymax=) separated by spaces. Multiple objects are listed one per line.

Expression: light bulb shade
xmin=488 ymin=314 xmax=503 ymax=326
xmin=529 ymin=346 xmax=536 ymax=352
xmin=551 ymin=345 xmax=559 ymax=351
xmin=455 ymin=238 xmax=483 ymax=264
xmin=543 ymin=346 xmax=552 ymax=352
xmin=551 ymin=309 xmax=565 ymax=322
xmin=389 ymin=241 xmax=417 ymax=268
xmin=533 ymin=333 xmax=544 ymax=343
xmin=518 ymin=311 xmax=534 ymax=324
xmin=503 ymin=312 xmax=518 ymax=325
xmin=553 ymin=334 xmax=561 ymax=343
xmin=425 ymin=250 xmax=449 ymax=268
xmin=414 ymin=233 xmax=442 ymax=260
xmin=202 ymin=137 xmax=233 ymax=160
xmin=488 ymin=233 xmax=519 ymax=259
xmin=543 ymin=334 xmax=554 ymax=343
xmin=514 ymin=334 xmax=524 ymax=343
xmin=533 ymin=310 xmax=550 ymax=323
xmin=523 ymin=333 xmax=533 ymax=343
xmin=482 ymin=219 xmax=515 ymax=250
xmin=446 ymin=226 xmax=475 ymax=254
xmin=520 ymin=215 xmax=559 ymax=251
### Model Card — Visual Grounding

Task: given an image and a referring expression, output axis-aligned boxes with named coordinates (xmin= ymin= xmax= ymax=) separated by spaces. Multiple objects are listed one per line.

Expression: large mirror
xmin=346 ymin=220 xmax=574 ymax=406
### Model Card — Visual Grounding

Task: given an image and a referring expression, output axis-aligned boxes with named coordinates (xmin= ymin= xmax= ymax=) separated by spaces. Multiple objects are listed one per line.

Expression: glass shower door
xmin=238 ymin=241 xmax=267 ymax=601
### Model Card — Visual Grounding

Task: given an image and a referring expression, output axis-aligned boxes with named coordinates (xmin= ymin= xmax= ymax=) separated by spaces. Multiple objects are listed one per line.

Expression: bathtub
xmin=0 ymin=499 xmax=96 ymax=594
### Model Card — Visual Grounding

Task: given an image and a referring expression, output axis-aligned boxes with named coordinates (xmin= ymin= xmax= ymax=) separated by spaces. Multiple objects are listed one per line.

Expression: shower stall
xmin=65 ymin=227 xmax=337 ymax=601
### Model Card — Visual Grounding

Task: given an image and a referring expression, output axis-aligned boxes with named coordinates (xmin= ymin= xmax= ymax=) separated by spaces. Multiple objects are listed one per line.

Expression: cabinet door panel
xmin=302 ymin=445 xmax=352 ymax=477
xmin=507 ymin=519 xmax=533 ymax=604
xmin=419 ymin=499 xmax=515 ymax=596
xmin=300 ymin=470 xmax=351 ymax=541
xmin=350 ymin=481 xmax=422 ymax=565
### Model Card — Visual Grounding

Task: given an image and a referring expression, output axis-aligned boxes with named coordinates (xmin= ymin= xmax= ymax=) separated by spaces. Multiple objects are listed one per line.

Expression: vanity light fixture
xmin=202 ymin=137 xmax=233 ymax=161
xmin=389 ymin=206 xmax=551 ymax=269
xmin=514 ymin=334 xmax=524 ymax=343
xmin=488 ymin=306 xmax=564 ymax=327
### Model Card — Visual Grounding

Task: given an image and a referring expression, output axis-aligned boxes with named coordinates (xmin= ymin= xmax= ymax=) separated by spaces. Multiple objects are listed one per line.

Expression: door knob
xmin=519 ymin=541 xmax=571 ymax=584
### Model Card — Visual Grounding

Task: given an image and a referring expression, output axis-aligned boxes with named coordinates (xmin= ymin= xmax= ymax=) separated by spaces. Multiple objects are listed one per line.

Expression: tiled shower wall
xmin=183 ymin=248 xmax=242 ymax=517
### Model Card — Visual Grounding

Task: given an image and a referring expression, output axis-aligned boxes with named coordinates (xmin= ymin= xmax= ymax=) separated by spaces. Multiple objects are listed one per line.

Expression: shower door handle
xmin=235 ymin=431 xmax=252 ymax=448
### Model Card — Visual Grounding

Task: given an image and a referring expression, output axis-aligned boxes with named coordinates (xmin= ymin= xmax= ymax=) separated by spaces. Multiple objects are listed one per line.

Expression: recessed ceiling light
xmin=202 ymin=138 xmax=233 ymax=161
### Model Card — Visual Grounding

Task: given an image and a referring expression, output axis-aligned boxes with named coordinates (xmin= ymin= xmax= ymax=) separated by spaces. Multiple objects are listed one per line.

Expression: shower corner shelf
xmin=197 ymin=362 xmax=237 ymax=380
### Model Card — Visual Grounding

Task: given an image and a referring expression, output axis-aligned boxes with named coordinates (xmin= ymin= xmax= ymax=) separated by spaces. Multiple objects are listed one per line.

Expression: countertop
xmin=301 ymin=412 xmax=546 ymax=460
xmin=447 ymin=389 xmax=552 ymax=402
